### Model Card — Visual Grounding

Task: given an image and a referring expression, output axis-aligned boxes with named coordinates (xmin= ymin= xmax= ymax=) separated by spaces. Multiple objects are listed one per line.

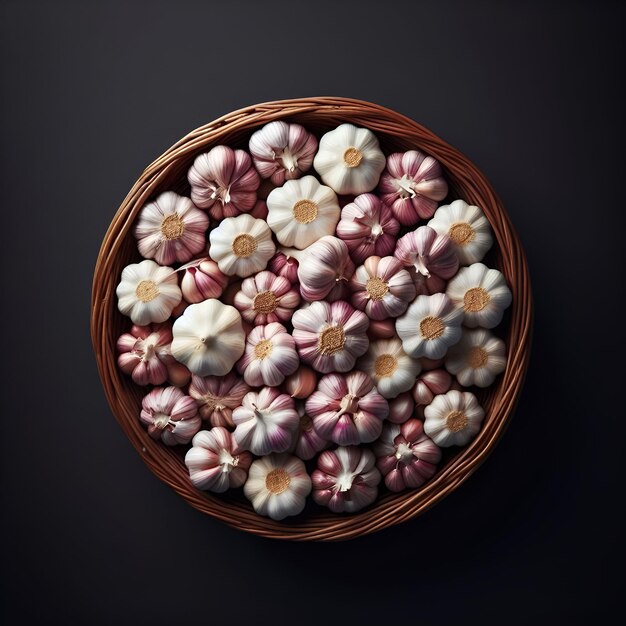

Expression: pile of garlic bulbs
xmin=115 ymin=120 xmax=511 ymax=521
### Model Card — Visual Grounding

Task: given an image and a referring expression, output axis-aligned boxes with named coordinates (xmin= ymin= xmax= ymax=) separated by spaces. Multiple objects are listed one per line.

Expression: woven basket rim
xmin=91 ymin=96 xmax=533 ymax=541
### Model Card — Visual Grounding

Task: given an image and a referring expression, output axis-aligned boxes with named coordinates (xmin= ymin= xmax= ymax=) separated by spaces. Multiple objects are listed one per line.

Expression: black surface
xmin=2 ymin=1 xmax=625 ymax=624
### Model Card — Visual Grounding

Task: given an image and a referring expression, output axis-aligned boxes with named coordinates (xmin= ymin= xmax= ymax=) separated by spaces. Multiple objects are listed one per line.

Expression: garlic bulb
xmin=358 ymin=338 xmax=421 ymax=399
xmin=188 ymin=372 xmax=250 ymax=428
xmin=297 ymin=236 xmax=355 ymax=302
xmin=237 ymin=322 xmax=299 ymax=387
xmin=232 ymin=387 xmax=299 ymax=455
xmin=394 ymin=225 xmax=459 ymax=283
xmin=378 ymin=150 xmax=448 ymax=225
xmin=387 ymin=392 xmax=415 ymax=424
xmin=373 ymin=419 xmax=442 ymax=492
xmin=335 ymin=193 xmax=400 ymax=264
xmin=233 ymin=270 xmax=300 ymax=325
xmin=312 ymin=446 xmax=381 ymax=513
xmin=134 ymin=191 xmax=209 ymax=265
xmin=171 ymin=299 xmax=245 ymax=376
xmin=268 ymin=250 xmax=299 ymax=283
xmin=423 ymin=390 xmax=485 ymax=447
xmin=117 ymin=322 xmax=190 ymax=387
xmin=185 ymin=427 xmax=252 ymax=492
xmin=291 ymin=400 xmax=327 ymax=460
xmin=244 ymin=453 xmax=312 ymax=520
xmin=428 ymin=199 xmax=493 ymax=265
xmin=445 ymin=328 xmax=507 ymax=387
xmin=180 ymin=258 xmax=228 ymax=303
xmin=306 ymin=371 xmax=389 ymax=445
xmin=188 ymin=145 xmax=260 ymax=220
xmin=140 ymin=387 xmax=201 ymax=446
xmin=396 ymin=293 xmax=463 ymax=359
xmin=367 ymin=318 xmax=397 ymax=340
xmin=292 ymin=300 xmax=369 ymax=373
xmin=249 ymin=121 xmax=318 ymax=185
xmin=209 ymin=214 xmax=276 ymax=277
xmin=282 ymin=365 xmax=318 ymax=399
xmin=413 ymin=368 xmax=453 ymax=405
xmin=267 ymin=176 xmax=340 ymax=249
xmin=349 ymin=256 xmax=416 ymax=320
xmin=446 ymin=262 xmax=512 ymax=328
xmin=116 ymin=260 xmax=181 ymax=325
xmin=314 ymin=123 xmax=386 ymax=195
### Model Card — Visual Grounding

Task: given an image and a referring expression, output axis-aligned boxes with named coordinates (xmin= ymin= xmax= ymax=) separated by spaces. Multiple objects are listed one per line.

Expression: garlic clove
xmin=282 ymin=365 xmax=318 ymax=399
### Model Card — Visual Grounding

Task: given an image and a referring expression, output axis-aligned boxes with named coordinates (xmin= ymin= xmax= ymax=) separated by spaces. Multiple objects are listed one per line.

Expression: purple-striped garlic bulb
xmin=237 ymin=322 xmax=299 ymax=387
xmin=140 ymin=387 xmax=201 ymax=446
xmin=185 ymin=427 xmax=252 ymax=493
xmin=292 ymin=300 xmax=369 ymax=373
xmin=349 ymin=256 xmax=416 ymax=320
xmin=188 ymin=372 xmax=250 ymax=429
xmin=306 ymin=371 xmax=388 ymax=445
xmin=378 ymin=149 xmax=448 ymax=226
xmin=180 ymin=258 xmax=228 ymax=303
xmin=395 ymin=226 xmax=459 ymax=284
xmin=297 ymin=236 xmax=355 ymax=302
xmin=268 ymin=250 xmax=299 ymax=283
xmin=373 ymin=419 xmax=442 ymax=492
xmin=249 ymin=121 xmax=318 ymax=185
xmin=282 ymin=365 xmax=318 ymax=399
xmin=188 ymin=145 xmax=260 ymax=220
xmin=233 ymin=270 xmax=300 ymax=325
xmin=387 ymin=392 xmax=415 ymax=424
xmin=232 ymin=387 xmax=299 ymax=456
xmin=134 ymin=191 xmax=209 ymax=265
xmin=312 ymin=446 xmax=381 ymax=513
xmin=117 ymin=322 xmax=190 ymax=387
xmin=335 ymin=193 xmax=399 ymax=264
xmin=413 ymin=369 xmax=453 ymax=406
xmin=291 ymin=400 xmax=328 ymax=461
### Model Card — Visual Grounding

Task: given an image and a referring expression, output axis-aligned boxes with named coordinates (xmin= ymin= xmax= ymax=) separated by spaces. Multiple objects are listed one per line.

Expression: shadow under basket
xmin=90 ymin=97 xmax=533 ymax=541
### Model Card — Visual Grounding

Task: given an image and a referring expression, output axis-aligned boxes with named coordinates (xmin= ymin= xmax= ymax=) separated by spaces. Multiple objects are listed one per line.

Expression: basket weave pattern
xmin=91 ymin=97 xmax=532 ymax=541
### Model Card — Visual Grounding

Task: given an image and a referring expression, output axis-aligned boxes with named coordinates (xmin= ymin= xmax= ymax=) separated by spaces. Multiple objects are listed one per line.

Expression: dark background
xmin=2 ymin=1 xmax=624 ymax=624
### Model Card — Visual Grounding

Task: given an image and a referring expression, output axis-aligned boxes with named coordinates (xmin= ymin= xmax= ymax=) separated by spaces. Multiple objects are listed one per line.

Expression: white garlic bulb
xmin=171 ymin=299 xmax=245 ymax=376
xmin=266 ymin=175 xmax=340 ymax=249
xmin=208 ymin=213 xmax=276 ymax=277
xmin=423 ymin=390 xmax=485 ymax=447
xmin=313 ymin=123 xmax=386 ymax=195
xmin=427 ymin=199 xmax=493 ymax=265
xmin=445 ymin=328 xmax=506 ymax=387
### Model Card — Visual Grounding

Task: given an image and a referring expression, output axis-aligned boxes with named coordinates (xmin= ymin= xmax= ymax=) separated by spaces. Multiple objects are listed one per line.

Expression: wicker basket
xmin=91 ymin=97 xmax=532 ymax=541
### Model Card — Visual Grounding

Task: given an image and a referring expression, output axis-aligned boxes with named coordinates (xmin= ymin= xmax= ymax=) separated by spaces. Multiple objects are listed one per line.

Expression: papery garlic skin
xmin=117 ymin=322 xmax=190 ymax=387
xmin=312 ymin=446 xmax=381 ymax=513
xmin=268 ymin=251 xmax=299 ymax=283
xmin=445 ymin=328 xmax=506 ymax=387
xmin=140 ymin=386 xmax=201 ymax=446
xmin=188 ymin=372 xmax=250 ymax=428
xmin=282 ymin=365 xmax=318 ymax=399
xmin=267 ymin=176 xmax=340 ymax=249
xmin=306 ymin=371 xmax=389 ymax=445
xmin=116 ymin=260 xmax=181 ymax=325
xmin=358 ymin=338 xmax=421 ymax=399
xmin=171 ymin=299 xmax=245 ymax=376
xmin=396 ymin=293 xmax=463 ymax=359
xmin=232 ymin=387 xmax=299 ymax=456
xmin=188 ymin=145 xmax=260 ymax=220
xmin=244 ymin=453 xmax=312 ymax=520
xmin=291 ymin=400 xmax=328 ymax=460
xmin=394 ymin=225 xmax=459 ymax=283
xmin=349 ymin=256 xmax=416 ymax=321
xmin=378 ymin=150 xmax=448 ymax=226
xmin=373 ymin=419 xmax=442 ymax=492
xmin=387 ymin=392 xmax=415 ymax=424
xmin=335 ymin=193 xmax=400 ymax=264
xmin=237 ymin=322 xmax=299 ymax=387
xmin=428 ymin=199 xmax=493 ymax=266
xmin=297 ymin=236 xmax=355 ymax=302
xmin=314 ymin=124 xmax=386 ymax=195
xmin=134 ymin=191 xmax=209 ymax=265
xmin=423 ymin=390 xmax=485 ymax=447
xmin=233 ymin=270 xmax=300 ymax=325
xmin=292 ymin=300 xmax=369 ymax=374
xmin=209 ymin=214 xmax=276 ymax=278
xmin=249 ymin=121 xmax=318 ymax=185
xmin=185 ymin=427 xmax=252 ymax=492
xmin=413 ymin=369 xmax=453 ymax=406
xmin=180 ymin=258 xmax=228 ymax=303
xmin=446 ymin=263 xmax=512 ymax=328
